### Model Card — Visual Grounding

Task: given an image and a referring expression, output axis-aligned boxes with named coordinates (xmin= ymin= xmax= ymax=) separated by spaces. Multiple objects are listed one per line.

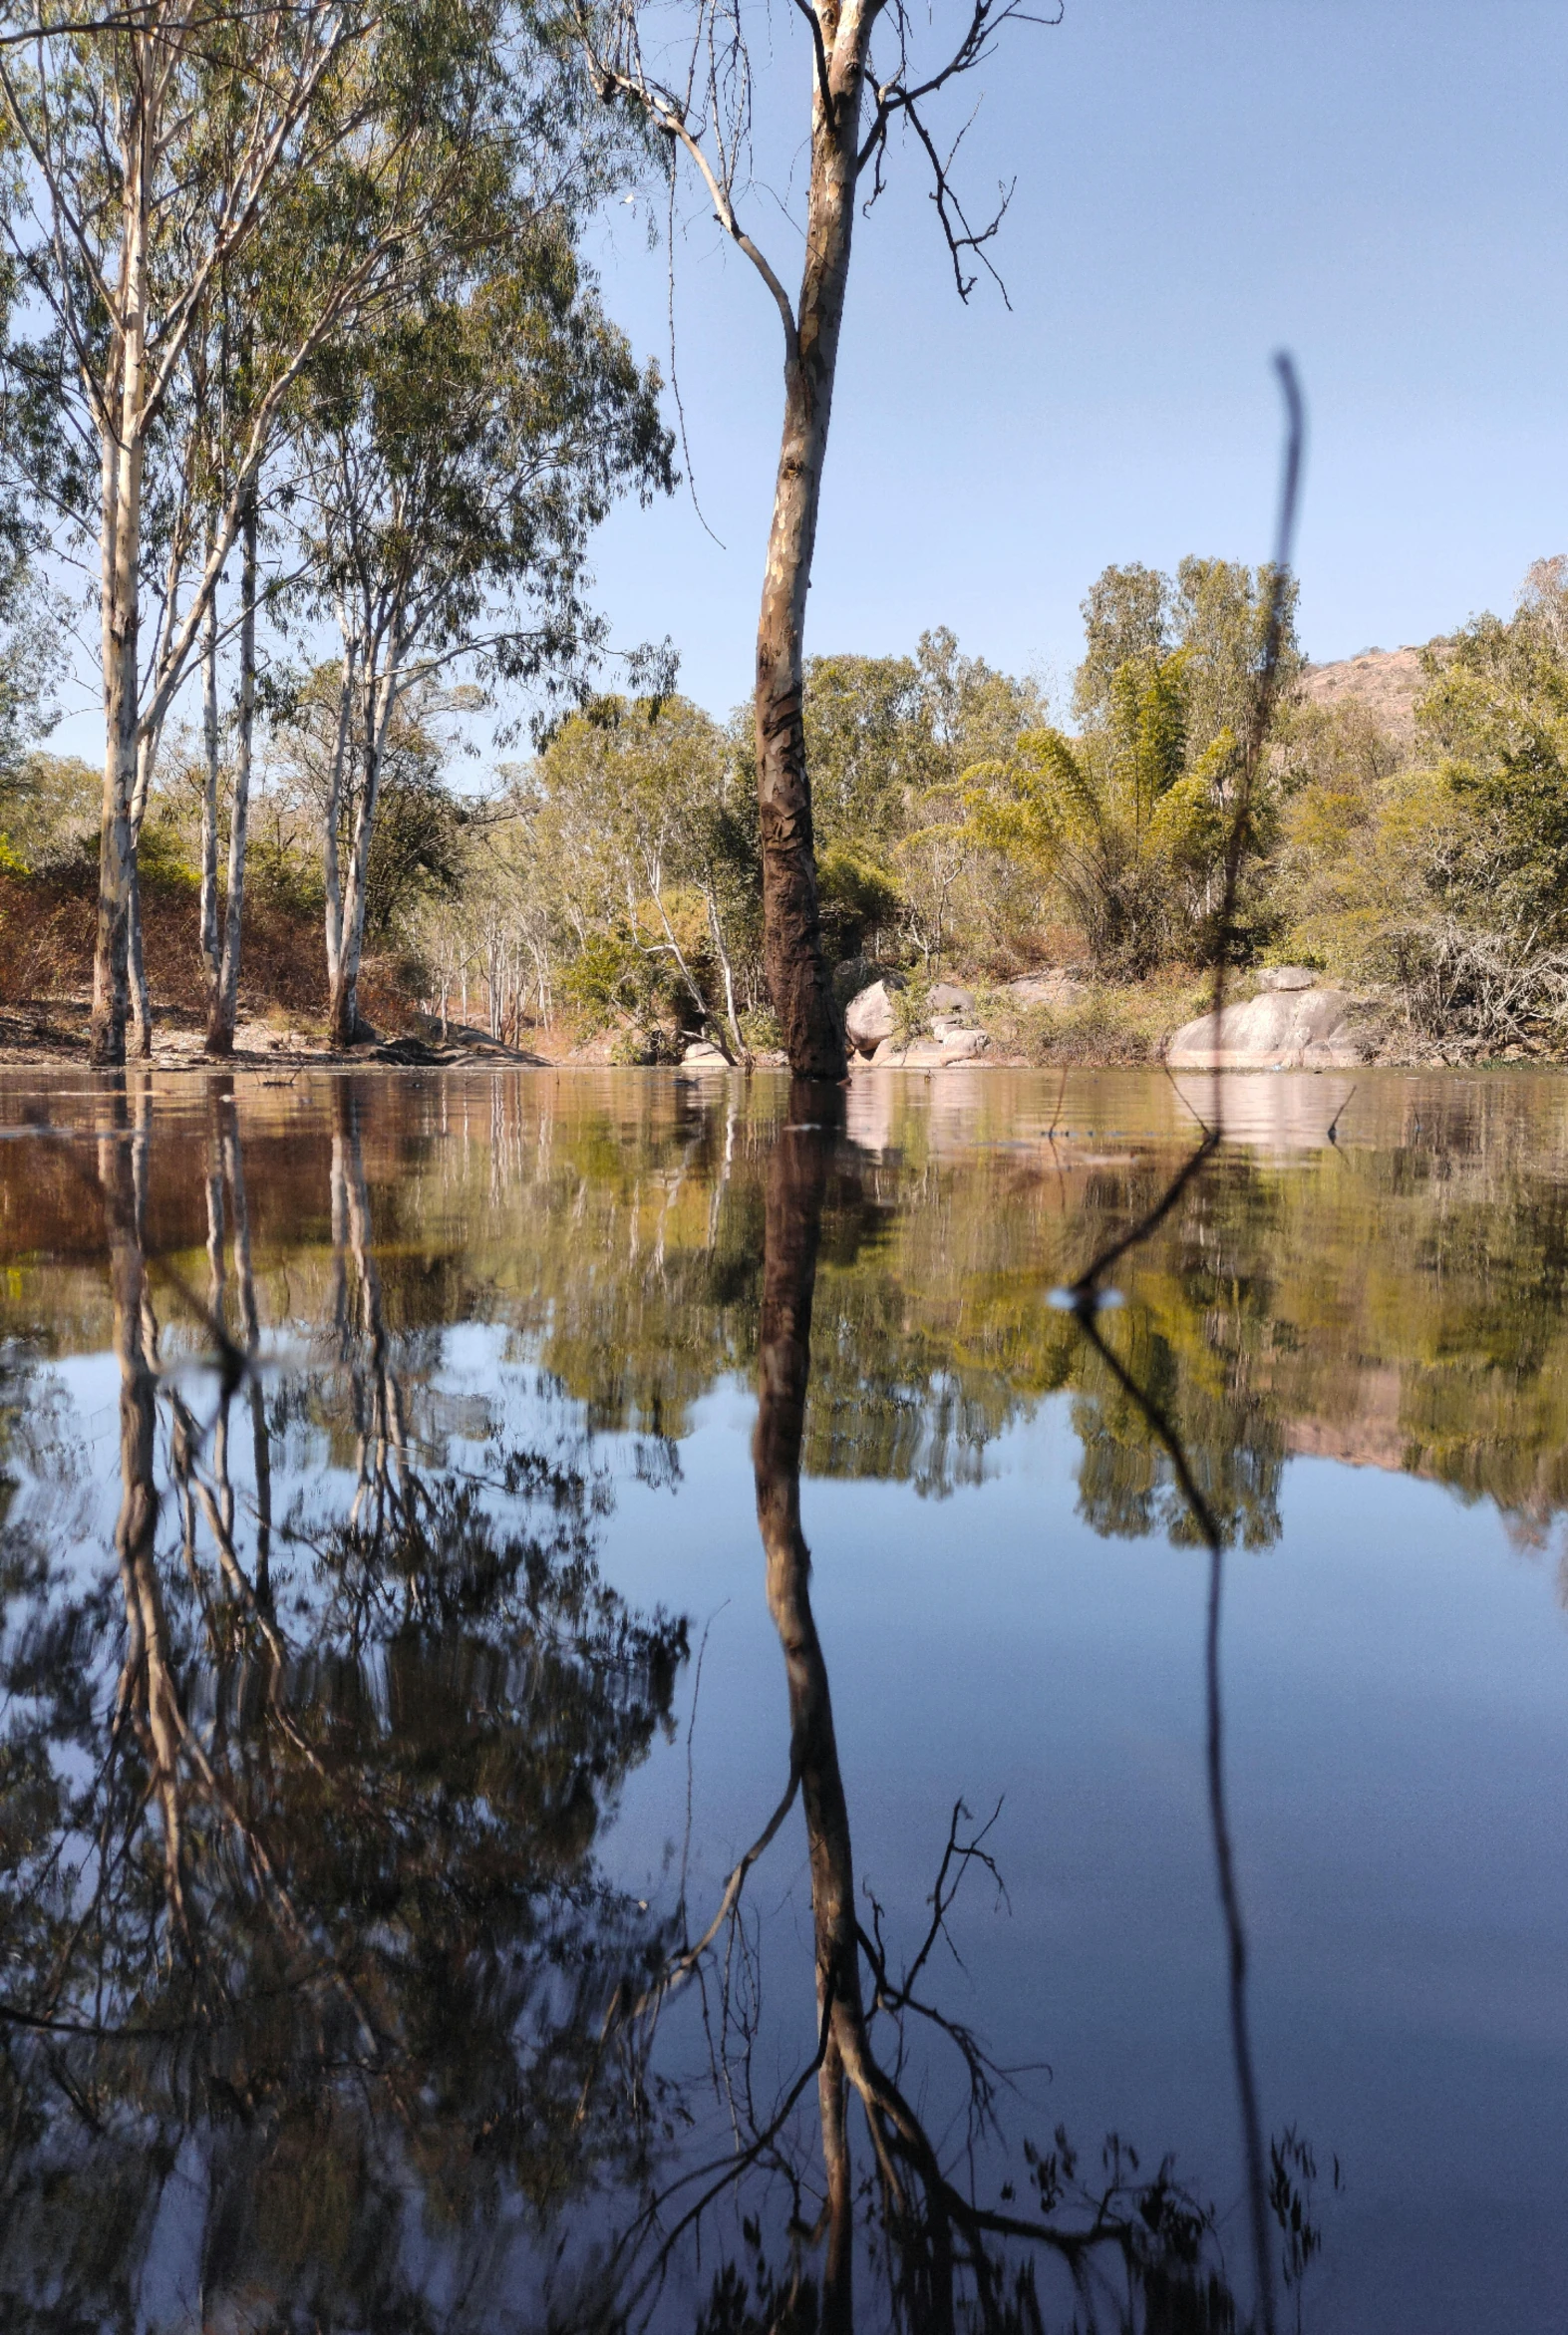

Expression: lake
xmin=0 ymin=1062 xmax=1564 ymax=2333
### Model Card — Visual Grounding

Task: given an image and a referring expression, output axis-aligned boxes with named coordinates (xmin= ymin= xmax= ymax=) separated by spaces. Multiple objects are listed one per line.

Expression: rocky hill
xmin=1300 ymin=642 xmax=1434 ymax=749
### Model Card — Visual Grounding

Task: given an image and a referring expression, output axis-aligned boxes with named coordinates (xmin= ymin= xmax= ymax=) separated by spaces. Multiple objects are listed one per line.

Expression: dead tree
xmin=572 ymin=0 xmax=1052 ymax=1077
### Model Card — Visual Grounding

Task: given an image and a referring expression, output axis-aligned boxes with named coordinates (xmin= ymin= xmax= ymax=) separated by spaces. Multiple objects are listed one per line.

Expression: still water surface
xmin=0 ymin=1064 xmax=1565 ymax=2333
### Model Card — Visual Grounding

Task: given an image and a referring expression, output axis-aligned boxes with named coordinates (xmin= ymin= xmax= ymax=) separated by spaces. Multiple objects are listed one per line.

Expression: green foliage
xmin=964 ymin=558 xmax=1302 ymax=978
xmin=559 ymin=928 xmax=672 ymax=1029
xmin=363 ymin=740 xmax=467 ymax=939
xmin=1273 ymin=559 xmax=1568 ymax=1046
xmin=294 ymin=220 xmax=675 ymax=690
xmin=0 ymin=753 xmax=97 ymax=873
xmin=816 ymin=840 xmax=901 ymax=960
xmin=801 ymin=650 xmax=924 ymax=843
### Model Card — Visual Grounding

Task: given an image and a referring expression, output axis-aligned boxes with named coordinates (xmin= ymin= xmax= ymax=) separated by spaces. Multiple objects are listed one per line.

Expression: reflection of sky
xmin=596 ymin=1391 xmax=1568 ymax=2335
xmin=12 ymin=1065 xmax=1568 ymax=2330
xmin=29 ymin=1318 xmax=1568 ymax=2328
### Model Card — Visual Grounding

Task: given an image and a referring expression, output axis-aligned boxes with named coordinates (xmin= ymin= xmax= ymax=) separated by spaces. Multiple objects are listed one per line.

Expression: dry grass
xmin=976 ymin=970 xmax=1216 ymax=1067
xmin=0 ymin=865 xmax=418 ymax=1037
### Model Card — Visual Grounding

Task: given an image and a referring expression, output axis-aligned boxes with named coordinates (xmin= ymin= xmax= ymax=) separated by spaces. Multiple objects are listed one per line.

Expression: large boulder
xmin=1166 ymin=986 xmax=1361 ymax=1070
xmin=845 ymin=979 xmax=899 ymax=1056
xmin=1007 ymin=971 xmax=1084 ymax=1008
xmin=680 ymin=1039 xmax=731 ymax=1070
xmin=867 ymin=1027 xmax=989 ymax=1067
xmin=833 ymin=957 xmax=904 ymax=1011
xmin=928 ymin=981 xmax=976 ymax=1015
xmin=1255 ymin=964 xmax=1319 ymax=992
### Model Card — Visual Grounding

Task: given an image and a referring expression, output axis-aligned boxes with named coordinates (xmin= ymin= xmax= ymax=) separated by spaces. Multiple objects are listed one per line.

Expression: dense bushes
xmin=1273 ymin=558 xmax=1568 ymax=1048
xmin=12 ymin=553 xmax=1568 ymax=1059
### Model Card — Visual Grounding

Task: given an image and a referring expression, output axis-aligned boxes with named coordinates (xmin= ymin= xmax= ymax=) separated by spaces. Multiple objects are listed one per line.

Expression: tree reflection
xmin=0 ymin=1076 xmax=1352 ymax=2329
xmin=628 ymin=1087 xmax=1276 ymax=2334
xmin=0 ymin=1079 xmax=688 ymax=2331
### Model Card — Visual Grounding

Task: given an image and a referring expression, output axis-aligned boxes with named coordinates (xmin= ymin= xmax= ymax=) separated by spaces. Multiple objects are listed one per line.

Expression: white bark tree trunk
xmin=91 ymin=99 xmax=150 ymax=1069
xmin=330 ymin=649 xmax=400 ymax=1046
xmin=198 ymin=583 xmax=221 ymax=1018
xmin=207 ymin=489 xmax=257 ymax=1054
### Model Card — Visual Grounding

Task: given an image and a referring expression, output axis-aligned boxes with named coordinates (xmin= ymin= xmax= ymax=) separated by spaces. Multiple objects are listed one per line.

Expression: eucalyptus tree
xmin=534 ymin=692 xmax=759 ymax=1056
xmin=0 ymin=0 xmax=593 ymax=1064
xmin=569 ymin=0 xmax=1048 ymax=1077
xmin=286 ymin=236 xmax=673 ymax=1047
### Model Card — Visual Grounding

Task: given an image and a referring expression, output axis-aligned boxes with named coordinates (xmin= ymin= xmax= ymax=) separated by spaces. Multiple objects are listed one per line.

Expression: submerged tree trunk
xmin=753 ymin=47 xmax=867 ymax=1082
xmin=208 ymin=490 xmax=258 ymax=1055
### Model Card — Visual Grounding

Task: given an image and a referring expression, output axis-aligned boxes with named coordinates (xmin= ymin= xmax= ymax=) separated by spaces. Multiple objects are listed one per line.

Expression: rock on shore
xmin=1167 ymin=979 xmax=1362 ymax=1069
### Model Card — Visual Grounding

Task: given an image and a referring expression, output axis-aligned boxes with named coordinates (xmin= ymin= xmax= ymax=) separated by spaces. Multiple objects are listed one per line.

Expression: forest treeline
xmin=3 ymin=6 xmax=1565 ymax=1066
xmin=8 ymin=539 xmax=1568 ymax=1062
xmin=0 ymin=0 xmax=1070 ymax=1077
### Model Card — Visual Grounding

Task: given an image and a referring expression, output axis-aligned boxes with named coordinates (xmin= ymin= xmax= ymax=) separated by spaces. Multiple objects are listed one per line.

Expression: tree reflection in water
xmin=0 ymin=1079 xmax=687 ymax=2331
xmin=622 ymin=1087 xmax=1301 ymax=2335
xmin=0 ymin=1077 xmax=1333 ymax=2333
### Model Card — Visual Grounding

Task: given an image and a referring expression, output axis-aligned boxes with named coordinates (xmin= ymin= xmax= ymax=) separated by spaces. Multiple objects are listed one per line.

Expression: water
xmin=0 ymin=1062 xmax=1565 ymax=2333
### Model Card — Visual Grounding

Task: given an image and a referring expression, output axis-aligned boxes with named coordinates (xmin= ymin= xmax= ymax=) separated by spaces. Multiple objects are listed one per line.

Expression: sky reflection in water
xmin=0 ymin=1064 xmax=1564 ymax=2334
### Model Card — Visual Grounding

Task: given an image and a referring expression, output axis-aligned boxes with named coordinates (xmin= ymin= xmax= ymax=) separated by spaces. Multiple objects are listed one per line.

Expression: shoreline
xmin=0 ymin=1007 xmax=1557 ymax=1079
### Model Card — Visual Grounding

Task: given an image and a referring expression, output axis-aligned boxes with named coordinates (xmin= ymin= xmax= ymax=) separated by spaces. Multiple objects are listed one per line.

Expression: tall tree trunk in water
xmin=198 ymin=579 xmax=222 ymax=1025
xmin=208 ymin=490 xmax=257 ymax=1055
xmin=754 ymin=1082 xmax=858 ymax=2327
xmin=92 ymin=120 xmax=150 ymax=1070
xmin=753 ymin=44 xmax=866 ymax=1080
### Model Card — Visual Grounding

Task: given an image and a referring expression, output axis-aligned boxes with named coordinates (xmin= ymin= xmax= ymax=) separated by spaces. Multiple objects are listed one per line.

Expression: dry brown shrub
xmin=0 ymin=861 xmax=372 ymax=1029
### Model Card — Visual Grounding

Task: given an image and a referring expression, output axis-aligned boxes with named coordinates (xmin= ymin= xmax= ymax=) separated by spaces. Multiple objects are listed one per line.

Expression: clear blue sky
xmin=583 ymin=0 xmax=1568 ymax=722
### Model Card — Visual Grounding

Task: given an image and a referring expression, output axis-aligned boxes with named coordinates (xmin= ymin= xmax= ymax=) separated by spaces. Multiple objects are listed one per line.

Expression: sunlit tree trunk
xmin=92 ymin=104 xmax=150 ymax=1069
xmin=208 ymin=489 xmax=257 ymax=1055
xmin=753 ymin=39 xmax=868 ymax=1081
xmin=199 ymin=584 xmax=222 ymax=1021
xmin=331 ymin=658 xmax=399 ymax=1047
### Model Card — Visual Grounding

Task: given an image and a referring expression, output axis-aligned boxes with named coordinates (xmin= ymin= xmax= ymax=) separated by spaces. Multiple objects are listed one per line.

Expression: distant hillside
xmin=1300 ymin=642 xmax=1435 ymax=749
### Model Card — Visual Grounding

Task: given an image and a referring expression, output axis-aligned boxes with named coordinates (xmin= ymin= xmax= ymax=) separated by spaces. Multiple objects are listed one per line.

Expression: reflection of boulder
xmin=1167 ymin=987 xmax=1361 ymax=1070
xmin=1165 ymin=1070 xmax=1362 ymax=1152
xmin=846 ymin=980 xmax=898 ymax=1055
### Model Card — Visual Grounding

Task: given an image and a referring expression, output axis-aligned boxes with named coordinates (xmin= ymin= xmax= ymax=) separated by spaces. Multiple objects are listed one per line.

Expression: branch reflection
xmin=0 ymin=1078 xmax=688 ymax=2330
xmin=640 ymin=1085 xmax=1287 ymax=2334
